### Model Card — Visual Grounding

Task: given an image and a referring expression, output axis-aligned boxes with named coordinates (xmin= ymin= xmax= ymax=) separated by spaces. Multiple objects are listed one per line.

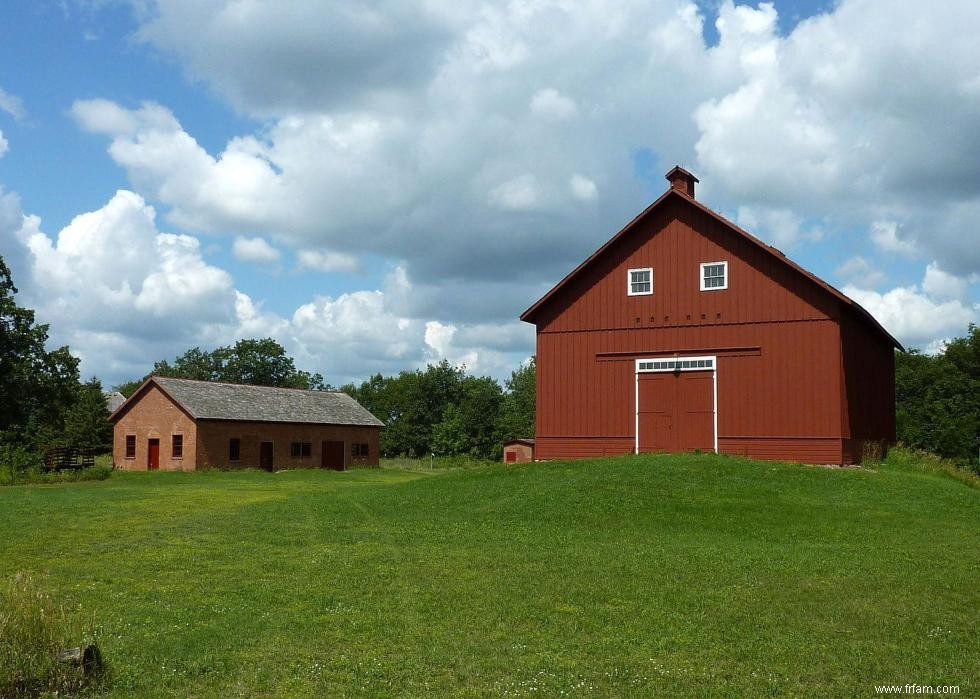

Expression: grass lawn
xmin=1 ymin=452 xmax=977 ymax=697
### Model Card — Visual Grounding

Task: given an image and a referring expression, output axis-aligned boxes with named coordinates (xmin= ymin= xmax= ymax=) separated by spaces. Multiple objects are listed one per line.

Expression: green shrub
xmin=0 ymin=572 xmax=106 ymax=697
xmin=885 ymin=445 xmax=980 ymax=489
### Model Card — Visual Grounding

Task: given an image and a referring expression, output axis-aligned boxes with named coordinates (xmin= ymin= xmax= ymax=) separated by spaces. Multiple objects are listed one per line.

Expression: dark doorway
xmin=321 ymin=440 xmax=345 ymax=470
xmin=260 ymin=441 xmax=274 ymax=471
xmin=147 ymin=439 xmax=160 ymax=470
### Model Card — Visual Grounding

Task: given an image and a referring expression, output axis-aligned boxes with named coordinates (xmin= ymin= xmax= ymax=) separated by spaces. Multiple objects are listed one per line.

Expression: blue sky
xmin=1 ymin=0 xmax=978 ymax=388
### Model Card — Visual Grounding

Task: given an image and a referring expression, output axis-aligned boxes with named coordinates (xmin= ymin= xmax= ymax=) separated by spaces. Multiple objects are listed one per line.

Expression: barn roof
xmin=520 ymin=174 xmax=902 ymax=350
xmin=109 ymin=376 xmax=385 ymax=427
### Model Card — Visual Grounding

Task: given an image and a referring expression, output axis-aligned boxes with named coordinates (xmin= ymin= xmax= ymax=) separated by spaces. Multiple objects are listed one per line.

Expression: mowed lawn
xmin=1 ymin=454 xmax=978 ymax=697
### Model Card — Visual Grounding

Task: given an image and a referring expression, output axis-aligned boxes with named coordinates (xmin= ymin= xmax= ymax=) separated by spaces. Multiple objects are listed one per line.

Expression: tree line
xmin=339 ymin=358 xmax=534 ymax=459
xmin=895 ymin=324 xmax=979 ymax=471
xmin=0 ymin=258 xmax=112 ymax=462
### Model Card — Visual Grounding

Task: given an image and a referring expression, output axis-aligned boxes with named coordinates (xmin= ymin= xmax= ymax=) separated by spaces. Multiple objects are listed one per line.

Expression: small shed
xmin=503 ymin=438 xmax=535 ymax=463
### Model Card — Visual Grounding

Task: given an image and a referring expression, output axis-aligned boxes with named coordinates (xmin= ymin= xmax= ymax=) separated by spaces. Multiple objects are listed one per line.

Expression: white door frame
xmin=634 ymin=355 xmax=718 ymax=455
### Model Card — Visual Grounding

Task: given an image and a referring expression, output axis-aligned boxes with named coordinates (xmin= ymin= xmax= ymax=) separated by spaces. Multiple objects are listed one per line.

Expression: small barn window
xmin=700 ymin=261 xmax=728 ymax=291
xmin=172 ymin=434 xmax=183 ymax=459
xmin=627 ymin=267 xmax=653 ymax=296
xmin=291 ymin=442 xmax=312 ymax=458
xmin=352 ymin=443 xmax=369 ymax=458
xmin=125 ymin=435 xmax=136 ymax=459
xmin=229 ymin=438 xmax=241 ymax=462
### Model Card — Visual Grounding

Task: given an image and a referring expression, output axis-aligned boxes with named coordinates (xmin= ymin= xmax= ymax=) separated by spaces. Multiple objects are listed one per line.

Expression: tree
xmin=895 ymin=325 xmax=980 ymax=468
xmin=63 ymin=378 xmax=113 ymax=452
xmin=0 ymin=256 xmax=80 ymax=450
xmin=497 ymin=357 xmax=535 ymax=441
xmin=123 ymin=338 xmax=326 ymax=392
xmin=343 ymin=360 xmax=510 ymax=458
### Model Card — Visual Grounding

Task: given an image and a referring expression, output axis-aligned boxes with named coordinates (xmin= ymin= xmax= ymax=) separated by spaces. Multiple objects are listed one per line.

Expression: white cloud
xmin=530 ymin=88 xmax=577 ymax=120
xmin=0 ymin=86 xmax=25 ymax=121
xmin=0 ymin=190 xmax=532 ymax=386
xmin=71 ymin=0 xmax=728 ymax=308
xmin=845 ymin=268 xmax=979 ymax=350
xmin=297 ymin=249 xmax=360 ymax=274
xmin=735 ymin=206 xmax=822 ymax=249
xmin=232 ymin=235 xmax=280 ymax=264
xmin=569 ymin=174 xmax=597 ymax=202
xmin=835 ymin=256 xmax=885 ymax=289
xmin=870 ymin=220 xmax=918 ymax=257
xmin=489 ymin=174 xmax=539 ymax=211
xmin=922 ymin=262 xmax=970 ymax=301
xmin=0 ymin=129 xmax=6 ymax=158
xmin=692 ymin=0 xmax=980 ymax=274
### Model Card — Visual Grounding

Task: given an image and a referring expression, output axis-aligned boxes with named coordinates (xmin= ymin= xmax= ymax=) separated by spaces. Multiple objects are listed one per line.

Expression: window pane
xmin=230 ymin=438 xmax=240 ymax=461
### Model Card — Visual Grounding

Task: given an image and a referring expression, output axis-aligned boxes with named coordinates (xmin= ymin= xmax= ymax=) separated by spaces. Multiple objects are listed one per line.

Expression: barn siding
xmin=536 ymin=320 xmax=843 ymax=456
xmin=840 ymin=306 xmax=897 ymax=449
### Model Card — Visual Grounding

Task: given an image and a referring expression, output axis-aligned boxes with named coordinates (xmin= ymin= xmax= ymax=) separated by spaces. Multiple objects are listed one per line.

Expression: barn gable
xmin=521 ymin=181 xmax=900 ymax=350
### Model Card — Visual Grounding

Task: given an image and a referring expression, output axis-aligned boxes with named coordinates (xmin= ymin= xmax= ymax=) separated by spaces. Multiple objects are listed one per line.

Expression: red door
xmin=638 ymin=372 xmax=713 ymax=453
xmin=260 ymin=442 xmax=274 ymax=471
xmin=321 ymin=441 xmax=345 ymax=470
xmin=147 ymin=439 xmax=160 ymax=470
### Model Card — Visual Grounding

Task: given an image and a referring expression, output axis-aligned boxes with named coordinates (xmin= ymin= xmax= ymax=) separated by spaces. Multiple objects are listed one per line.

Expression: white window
xmin=700 ymin=261 xmax=728 ymax=291
xmin=628 ymin=267 xmax=653 ymax=296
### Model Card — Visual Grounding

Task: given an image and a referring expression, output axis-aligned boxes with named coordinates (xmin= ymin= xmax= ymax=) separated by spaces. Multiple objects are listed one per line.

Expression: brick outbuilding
xmin=503 ymin=439 xmax=535 ymax=463
xmin=109 ymin=377 xmax=384 ymax=471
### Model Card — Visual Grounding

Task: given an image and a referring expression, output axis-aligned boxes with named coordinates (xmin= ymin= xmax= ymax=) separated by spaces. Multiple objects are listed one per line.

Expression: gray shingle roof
xmin=151 ymin=377 xmax=384 ymax=427
xmin=104 ymin=391 xmax=126 ymax=412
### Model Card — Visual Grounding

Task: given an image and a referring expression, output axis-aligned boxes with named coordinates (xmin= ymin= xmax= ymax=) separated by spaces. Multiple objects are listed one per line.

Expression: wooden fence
xmin=43 ymin=447 xmax=96 ymax=471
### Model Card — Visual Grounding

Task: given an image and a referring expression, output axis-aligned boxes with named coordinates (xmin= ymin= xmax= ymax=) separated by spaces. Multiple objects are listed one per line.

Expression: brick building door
xmin=147 ymin=439 xmax=159 ymax=470
xmin=321 ymin=441 xmax=345 ymax=470
xmin=259 ymin=442 xmax=274 ymax=471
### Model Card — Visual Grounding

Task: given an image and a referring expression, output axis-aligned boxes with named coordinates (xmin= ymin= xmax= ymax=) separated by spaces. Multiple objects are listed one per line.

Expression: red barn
xmin=520 ymin=167 xmax=901 ymax=465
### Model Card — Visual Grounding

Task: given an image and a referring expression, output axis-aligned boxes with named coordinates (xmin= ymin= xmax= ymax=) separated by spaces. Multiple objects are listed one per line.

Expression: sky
xmin=0 ymin=0 xmax=978 ymax=389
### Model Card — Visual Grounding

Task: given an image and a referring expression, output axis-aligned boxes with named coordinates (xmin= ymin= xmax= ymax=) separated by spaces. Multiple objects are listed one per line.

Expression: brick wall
xmin=113 ymin=385 xmax=197 ymax=471
xmin=503 ymin=442 xmax=535 ymax=463
xmin=196 ymin=421 xmax=381 ymax=470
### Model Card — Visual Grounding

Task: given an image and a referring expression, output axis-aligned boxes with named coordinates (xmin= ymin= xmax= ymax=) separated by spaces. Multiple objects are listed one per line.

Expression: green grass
xmin=0 ymin=451 xmax=977 ymax=697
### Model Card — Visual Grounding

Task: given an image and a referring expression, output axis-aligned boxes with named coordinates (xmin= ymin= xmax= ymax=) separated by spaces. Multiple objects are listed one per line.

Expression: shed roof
xmin=110 ymin=376 xmax=384 ymax=427
xmin=520 ymin=183 xmax=902 ymax=350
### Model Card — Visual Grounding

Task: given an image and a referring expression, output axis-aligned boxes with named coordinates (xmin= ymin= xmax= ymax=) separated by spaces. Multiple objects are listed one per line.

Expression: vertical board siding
xmin=536 ymin=199 xmax=836 ymax=334
xmin=840 ymin=308 xmax=897 ymax=444
xmin=537 ymin=320 xmax=842 ymax=455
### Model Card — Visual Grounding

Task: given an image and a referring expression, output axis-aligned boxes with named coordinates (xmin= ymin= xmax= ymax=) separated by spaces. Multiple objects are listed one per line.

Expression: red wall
xmin=531 ymin=196 xmax=894 ymax=464
xmin=113 ymin=384 xmax=197 ymax=471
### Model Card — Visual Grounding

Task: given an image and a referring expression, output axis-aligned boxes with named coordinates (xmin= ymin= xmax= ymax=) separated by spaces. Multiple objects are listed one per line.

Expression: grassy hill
xmin=1 ymin=452 xmax=977 ymax=697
